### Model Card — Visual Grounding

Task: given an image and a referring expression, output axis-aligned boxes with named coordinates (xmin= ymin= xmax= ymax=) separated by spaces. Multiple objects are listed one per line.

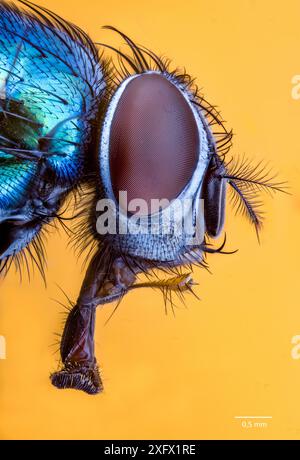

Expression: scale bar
xmin=234 ymin=416 xmax=272 ymax=419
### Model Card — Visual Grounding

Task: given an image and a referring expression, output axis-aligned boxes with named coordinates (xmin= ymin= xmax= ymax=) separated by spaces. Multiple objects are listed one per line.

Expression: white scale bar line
xmin=234 ymin=416 xmax=272 ymax=419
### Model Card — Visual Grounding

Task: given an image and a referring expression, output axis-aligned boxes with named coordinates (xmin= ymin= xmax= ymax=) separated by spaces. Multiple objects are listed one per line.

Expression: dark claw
xmin=51 ymin=362 xmax=103 ymax=395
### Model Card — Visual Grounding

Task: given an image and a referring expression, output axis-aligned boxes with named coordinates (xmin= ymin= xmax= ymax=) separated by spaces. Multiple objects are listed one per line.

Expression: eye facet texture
xmin=109 ymin=73 xmax=199 ymax=211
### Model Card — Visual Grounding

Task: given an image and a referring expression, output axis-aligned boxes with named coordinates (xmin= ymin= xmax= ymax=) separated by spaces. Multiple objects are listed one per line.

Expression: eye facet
xmin=109 ymin=73 xmax=199 ymax=214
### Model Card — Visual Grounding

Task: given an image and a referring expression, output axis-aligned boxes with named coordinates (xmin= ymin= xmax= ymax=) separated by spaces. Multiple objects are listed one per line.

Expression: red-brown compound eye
xmin=109 ymin=73 xmax=199 ymax=215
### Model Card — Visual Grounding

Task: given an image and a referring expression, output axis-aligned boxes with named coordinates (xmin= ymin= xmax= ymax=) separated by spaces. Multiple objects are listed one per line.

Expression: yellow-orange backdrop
xmin=0 ymin=0 xmax=299 ymax=440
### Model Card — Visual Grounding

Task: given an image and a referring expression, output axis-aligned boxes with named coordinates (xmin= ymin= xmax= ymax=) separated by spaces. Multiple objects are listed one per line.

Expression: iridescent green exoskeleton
xmin=0 ymin=0 xmax=105 ymax=275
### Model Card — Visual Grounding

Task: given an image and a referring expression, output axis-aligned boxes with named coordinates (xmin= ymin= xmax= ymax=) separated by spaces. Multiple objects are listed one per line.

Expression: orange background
xmin=0 ymin=0 xmax=299 ymax=440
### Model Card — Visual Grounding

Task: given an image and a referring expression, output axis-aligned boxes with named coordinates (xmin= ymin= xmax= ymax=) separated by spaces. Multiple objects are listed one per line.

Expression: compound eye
xmin=109 ymin=73 xmax=199 ymax=215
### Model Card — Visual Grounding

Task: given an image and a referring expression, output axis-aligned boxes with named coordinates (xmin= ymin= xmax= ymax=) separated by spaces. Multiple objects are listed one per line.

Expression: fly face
xmin=91 ymin=69 xmax=213 ymax=303
xmin=52 ymin=29 xmax=285 ymax=395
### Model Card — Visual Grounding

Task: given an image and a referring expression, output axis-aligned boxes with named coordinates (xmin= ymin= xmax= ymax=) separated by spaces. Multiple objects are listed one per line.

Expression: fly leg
xmin=50 ymin=249 xmax=141 ymax=394
xmin=51 ymin=304 xmax=101 ymax=395
xmin=51 ymin=253 xmax=107 ymax=395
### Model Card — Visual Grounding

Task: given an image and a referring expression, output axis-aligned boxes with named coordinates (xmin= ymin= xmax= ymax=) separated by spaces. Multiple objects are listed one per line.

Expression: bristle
xmin=96 ymin=27 xmax=232 ymax=161
xmin=224 ymin=155 xmax=288 ymax=233
xmin=51 ymin=362 xmax=103 ymax=395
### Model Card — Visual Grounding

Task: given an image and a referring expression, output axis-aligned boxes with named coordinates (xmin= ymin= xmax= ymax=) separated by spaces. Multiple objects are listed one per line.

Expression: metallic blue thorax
xmin=0 ymin=1 xmax=104 ymax=210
